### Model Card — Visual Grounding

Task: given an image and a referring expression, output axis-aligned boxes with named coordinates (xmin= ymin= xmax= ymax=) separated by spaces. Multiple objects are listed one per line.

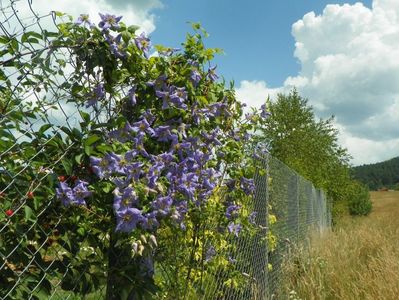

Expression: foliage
xmin=253 ymin=89 xmax=370 ymax=217
xmin=0 ymin=12 xmax=270 ymax=299
xmin=347 ymin=181 xmax=372 ymax=216
xmin=352 ymin=156 xmax=399 ymax=190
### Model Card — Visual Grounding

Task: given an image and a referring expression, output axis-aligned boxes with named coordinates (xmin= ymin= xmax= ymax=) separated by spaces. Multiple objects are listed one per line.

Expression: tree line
xmin=352 ymin=157 xmax=399 ymax=190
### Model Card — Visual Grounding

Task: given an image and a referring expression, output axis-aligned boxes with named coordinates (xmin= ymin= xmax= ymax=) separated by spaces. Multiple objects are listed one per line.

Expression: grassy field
xmin=282 ymin=191 xmax=399 ymax=300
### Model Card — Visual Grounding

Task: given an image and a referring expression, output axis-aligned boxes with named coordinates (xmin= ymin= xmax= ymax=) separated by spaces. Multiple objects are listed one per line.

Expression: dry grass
xmin=282 ymin=191 xmax=399 ymax=300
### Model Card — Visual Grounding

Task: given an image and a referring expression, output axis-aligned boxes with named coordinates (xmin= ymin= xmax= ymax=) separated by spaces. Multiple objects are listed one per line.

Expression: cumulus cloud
xmin=235 ymin=80 xmax=282 ymax=111
xmin=236 ymin=0 xmax=399 ymax=165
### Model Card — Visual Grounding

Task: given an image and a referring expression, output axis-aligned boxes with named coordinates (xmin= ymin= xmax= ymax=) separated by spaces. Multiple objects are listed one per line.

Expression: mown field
xmin=283 ymin=191 xmax=399 ymax=300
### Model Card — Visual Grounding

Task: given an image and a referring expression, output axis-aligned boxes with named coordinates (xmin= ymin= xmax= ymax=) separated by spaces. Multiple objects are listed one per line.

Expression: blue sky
xmin=22 ymin=0 xmax=399 ymax=165
xmin=150 ymin=0 xmax=371 ymax=87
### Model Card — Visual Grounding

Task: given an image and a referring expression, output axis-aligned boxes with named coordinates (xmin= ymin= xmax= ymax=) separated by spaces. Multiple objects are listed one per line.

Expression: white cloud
xmin=337 ymin=123 xmax=399 ymax=166
xmin=235 ymin=80 xmax=282 ymax=110
xmin=12 ymin=0 xmax=161 ymax=34
xmin=237 ymin=0 xmax=399 ymax=165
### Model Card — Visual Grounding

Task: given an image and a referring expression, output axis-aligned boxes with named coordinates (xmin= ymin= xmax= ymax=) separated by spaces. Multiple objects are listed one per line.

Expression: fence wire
xmin=0 ymin=1 xmax=106 ymax=299
xmin=0 ymin=1 xmax=331 ymax=299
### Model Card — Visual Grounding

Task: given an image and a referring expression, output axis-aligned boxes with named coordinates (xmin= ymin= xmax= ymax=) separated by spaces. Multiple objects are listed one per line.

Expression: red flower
xmin=27 ymin=192 xmax=34 ymax=199
xmin=5 ymin=209 xmax=13 ymax=217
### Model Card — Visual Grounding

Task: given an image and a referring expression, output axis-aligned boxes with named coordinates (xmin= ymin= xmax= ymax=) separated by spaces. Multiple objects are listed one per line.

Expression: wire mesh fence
xmin=0 ymin=1 xmax=331 ymax=299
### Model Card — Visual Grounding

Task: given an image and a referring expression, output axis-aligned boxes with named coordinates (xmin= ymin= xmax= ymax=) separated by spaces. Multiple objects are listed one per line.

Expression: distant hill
xmin=352 ymin=157 xmax=399 ymax=190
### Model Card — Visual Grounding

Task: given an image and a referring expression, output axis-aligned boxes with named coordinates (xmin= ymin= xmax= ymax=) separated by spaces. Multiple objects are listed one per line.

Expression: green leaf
xmin=61 ymin=159 xmax=73 ymax=175
xmin=84 ymin=144 xmax=93 ymax=156
xmin=127 ymin=25 xmax=140 ymax=34
xmin=24 ymin=206 xmax=35 ymax=221
xmin=75 ymin=153 xmax=84 ymax=164
xmin=77 ymin=227 xmax=85 ymax=236
xmin=84 ymin=134 xmax=101 ymax=147
xmin=21 ymin=31 xmax=42 ymax=43
xmin=38 ymin=124 xmax=52 ymax=135
xmin=54 ymin=11 xmax=65 ymax=17
xmin=79 ymin=111 xmax=90 ymax=123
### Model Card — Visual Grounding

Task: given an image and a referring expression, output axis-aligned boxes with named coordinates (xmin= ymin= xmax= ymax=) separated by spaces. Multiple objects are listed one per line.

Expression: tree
xmin=255 ymin=89 xmax=370 ymax=217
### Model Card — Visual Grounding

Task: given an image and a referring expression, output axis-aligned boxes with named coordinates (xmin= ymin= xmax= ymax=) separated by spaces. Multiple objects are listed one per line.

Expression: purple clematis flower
xmin=125 ymin=161 xmax=144 ymax=182
xmin=132 ymin=117 xmax=155 ymax=136
xmin=56 ymin=182 xmax=74 ymax=207
xmin=115 ymin=207 xmax=144 ymax=232
xmin=170 ymin=87 xmax=188 ymax=109
xmin=113 ymin=187 xmax=138 ymax=212
xmin=109 ymin=122 xmax=135 ymax=143
xmin=90 ymin=152 xmax=121 ymax=178
xmin=109 ymin=34 xmax=126 ymax=58
xmin=227 ymin=222 xmax=242 ymax=237
xmin=72 ymin=180 xmax=92 ymax=205
xmin=76 ymin=14 xmax=94 ymax=28
xmin=155 ymin=87 xmax=172 ymax=110
xmin=98 ymin=13 xmax=122 ymax=31
xmin=128 ymin=85 xmax=137 ymax=105
xmin=207 ymin=66 xmax=219 ymax=81
xmin=225 ymin=204 xmax=241 ymax=219
xmin=86 ymin=84 xmax=105 ymax=107
xmin=190 ymin=69 xmax=201 ymax=87
xmin=171 ymin=201 xmax=187 ymax=229
xmin=248 ymin=211 xmax=257 ymax=225
xmin=240 ymin=177 xmax=255 ymax=195
xmin=152 ymin=195 xmax=173 ymax=217
xmin=141 ymin=211 xmax=160 ymax=231
xmin=260 ymin=103 xmax=271 ymax=119
xmin=153 ymin=125 xmax=174 ymax=142
xmin=134 ymin=33 xmax=151 ymax=58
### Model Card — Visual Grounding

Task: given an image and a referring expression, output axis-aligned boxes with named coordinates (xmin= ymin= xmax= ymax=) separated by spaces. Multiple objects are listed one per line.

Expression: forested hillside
xmin=352 ymin=157 xmax=399 ymax=190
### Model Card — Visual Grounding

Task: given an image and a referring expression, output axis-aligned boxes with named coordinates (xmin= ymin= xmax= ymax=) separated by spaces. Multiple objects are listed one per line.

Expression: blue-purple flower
xmin=113 ymin=187 xmax=138 ymax=211
xmin=72 ymin=180 xmax=92 ymax=205
xmin=190 ymin=69 xmax=201 ymax=86
xmin=155 ymin=86 xmax=188 ymax=110
xmin=260 ymin=103 xmax=271 ymax=119
xmin=225 ymin=204 xmax=241 ymax=219
xmin=170 ymin=87 xmax=188 ymax=109
xmin=153 ymin=125 xmax=174 ymax=142
xmin=90 ymin=152 xmax=121 ymax=178
xmin=134 ymin=33 xmax=151 ymax=58
xmin=76 ymin=14 xmax=94 ymax=28
xmin=240 ymin=177 xmax=255 ymax=195
xmin=248 ymin=211 xmax=257 ymax=225
xmin=132 ymin=117 xmax=155 ymax=136
xmin=86 ymin=84 xmax=105 ymax=107
xmin=115 ymin=207 xmax=144 ymax=232
xmin=56 ymin=180 xmax=91 ymax=207
xmin=152 ymin=195 xmax=173 ymax=217
xmin=109 ymin=34 xmax=126 ymax=58
xmin=56 ymin=182 xmax=74 ymax=207
xmin=98 ymin=13 xmax=122 ymax=31
xmin=207 ymin=66 xmax=219 ymax=81
xmin=109 ymin=122 xmax=135 ymax=143
xmin=227 ymin=222 xmax=242 ymax=237
xmin=128 ymin=85 xmax=137 ymax=105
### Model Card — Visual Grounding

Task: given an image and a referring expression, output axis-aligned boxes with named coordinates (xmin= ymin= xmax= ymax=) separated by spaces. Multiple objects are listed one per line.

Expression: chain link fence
xmin=0 ymin=1 xmax=331 ymax=299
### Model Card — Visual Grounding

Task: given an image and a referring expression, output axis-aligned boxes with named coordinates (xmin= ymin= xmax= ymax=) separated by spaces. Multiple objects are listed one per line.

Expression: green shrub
xmin=348 ymin=182 xmax=372 ymax=216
